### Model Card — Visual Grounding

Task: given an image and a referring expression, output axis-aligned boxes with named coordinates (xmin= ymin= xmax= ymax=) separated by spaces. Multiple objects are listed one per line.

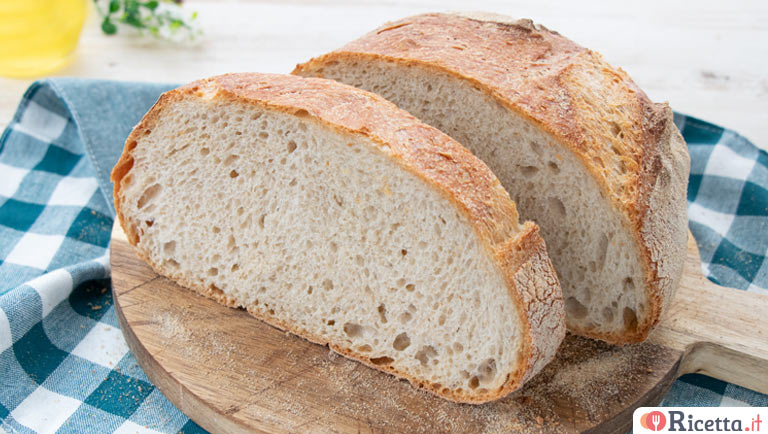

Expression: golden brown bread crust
xmin=110 ymin=72 xmax=565 ymax=403
xmin=293 ymin=13 xmax=690 ymax=344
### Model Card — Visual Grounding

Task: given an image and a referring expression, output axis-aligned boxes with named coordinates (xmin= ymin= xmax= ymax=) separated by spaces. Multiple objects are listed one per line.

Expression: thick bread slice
xmin=111 ymin=73 xmax=565 ymax=403
xmin=294 ymin=13 xmax=691 ymax=344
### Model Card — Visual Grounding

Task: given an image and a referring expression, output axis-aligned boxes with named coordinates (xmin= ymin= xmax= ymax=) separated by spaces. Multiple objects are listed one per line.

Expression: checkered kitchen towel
xmin=0 ymin=79 xmax=766 ymax=433
xmin=0 ymin=80 xmax=203 ymax=434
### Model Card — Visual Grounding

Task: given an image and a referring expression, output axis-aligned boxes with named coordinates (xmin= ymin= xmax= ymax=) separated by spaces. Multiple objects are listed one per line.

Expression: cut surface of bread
xmin=294 ymin=12 xmax=691 ymax=344
xmin=111 ymin=73 xmax=565 ymax=403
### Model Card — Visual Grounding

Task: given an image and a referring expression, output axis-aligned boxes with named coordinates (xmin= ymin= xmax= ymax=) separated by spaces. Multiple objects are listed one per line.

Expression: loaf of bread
xmin=294 ymin=13 xmax=690 ymax=344
xmin=111 ymin=73 xmax=565 ymax=403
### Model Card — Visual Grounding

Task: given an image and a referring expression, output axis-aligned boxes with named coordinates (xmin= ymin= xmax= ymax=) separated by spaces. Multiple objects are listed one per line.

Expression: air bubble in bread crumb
xmin=565 ymin=297 xmax=588 ymax=319
xmin=377 ymin=304 xmax=387 ymax=323
xmin=137 ymin=184 xmax=161 ymax=209
xmin=393 ymin=333 xmax=410 ymax=351
xmin=370 ymin=356 xmax=394 ymax=366
xmin=623 ymin=307 xmax=638 ymax=332
xmin=343 ymin=322 xmax=362 ymax=338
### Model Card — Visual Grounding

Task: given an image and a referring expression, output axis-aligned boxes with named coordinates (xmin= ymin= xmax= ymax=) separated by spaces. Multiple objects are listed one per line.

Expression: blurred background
xmin=1 ymin=0 xmax=767 ymax=148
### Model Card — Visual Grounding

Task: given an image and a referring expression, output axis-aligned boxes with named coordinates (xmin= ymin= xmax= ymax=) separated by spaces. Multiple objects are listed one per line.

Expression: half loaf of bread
xmin=294 ymin=13 xmax=690 ymax=344
xmin=111 ymin=73 xmax=565 ymax=403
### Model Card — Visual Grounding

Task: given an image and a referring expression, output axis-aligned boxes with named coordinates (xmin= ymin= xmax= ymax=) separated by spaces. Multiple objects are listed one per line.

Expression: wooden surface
xmin=1 ymin=0 xmax=767 ymax=150
xmin=111 ymin=223 xmax=768 ymax=434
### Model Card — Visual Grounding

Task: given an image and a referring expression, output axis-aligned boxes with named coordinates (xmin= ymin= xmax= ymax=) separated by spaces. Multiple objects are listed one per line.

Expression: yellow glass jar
xmin=0 ymin=0 xmax=87 ymax=78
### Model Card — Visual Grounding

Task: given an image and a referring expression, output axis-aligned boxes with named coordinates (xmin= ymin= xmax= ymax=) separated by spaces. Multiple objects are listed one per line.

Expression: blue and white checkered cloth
xmin=0 ymin=79 xmax=766 ymax=433
xmin=0 ymin=80 xmax=203 ymax=434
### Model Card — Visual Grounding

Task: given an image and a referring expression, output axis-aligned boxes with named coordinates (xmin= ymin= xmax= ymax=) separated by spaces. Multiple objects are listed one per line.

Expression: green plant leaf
xmin=101 ymin=16 xmax=117 ymax=34
xmin=123 ymin=12 xmax=145 ymax=28
xmin=94 ymin=0 xmax=200 ymax=40
xmin=125 ymin=0 xmax=139 ymax=14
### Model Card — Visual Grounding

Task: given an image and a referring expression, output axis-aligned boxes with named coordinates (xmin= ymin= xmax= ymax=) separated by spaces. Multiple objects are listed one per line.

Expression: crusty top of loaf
xmin=294 ymin=13 xmax=690 ymax=342
xmin=296 ymin=13 xmax=667 ymax=227
xmin=111 ymin=72 xmax=565 ymax=401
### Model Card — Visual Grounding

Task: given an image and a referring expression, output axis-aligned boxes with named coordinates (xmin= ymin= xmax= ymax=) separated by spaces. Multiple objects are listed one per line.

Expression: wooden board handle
xmin=650 ymin=235 xmax=768 ymax=394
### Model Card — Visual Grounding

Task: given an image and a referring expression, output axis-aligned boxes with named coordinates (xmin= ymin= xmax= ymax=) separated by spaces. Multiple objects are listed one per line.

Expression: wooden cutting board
xmin=110 ymin=223 xmax=768 ymax=434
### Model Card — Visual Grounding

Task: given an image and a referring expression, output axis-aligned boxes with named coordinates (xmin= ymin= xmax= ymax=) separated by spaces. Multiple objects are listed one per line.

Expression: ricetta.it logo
xmin=640 ymin=411 xmax=667 ymax=431
xmin=634 ymin=406 xmax=765 ymax=432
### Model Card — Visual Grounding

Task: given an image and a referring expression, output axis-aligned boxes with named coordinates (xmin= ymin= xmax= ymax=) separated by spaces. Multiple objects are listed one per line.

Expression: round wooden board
xmin=110 ymin=223 xmax=693 ymax=434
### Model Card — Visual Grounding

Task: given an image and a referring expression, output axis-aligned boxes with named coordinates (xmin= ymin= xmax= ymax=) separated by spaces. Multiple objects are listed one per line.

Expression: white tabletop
xmin=2 ymin=0 xmax=767 ymax=149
